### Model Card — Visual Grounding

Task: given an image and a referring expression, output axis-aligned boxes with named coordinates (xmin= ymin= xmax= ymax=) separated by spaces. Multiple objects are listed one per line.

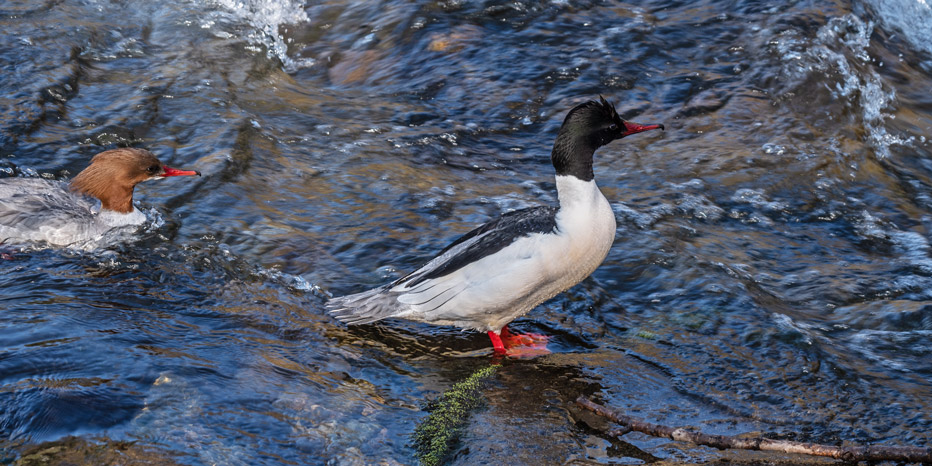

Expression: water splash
xmin=854 ymin=210 xmax=932 ymax=273
xmin=256 ymin=266 xmax=330 ymax=298
xmin=203 ymin=0 xmax=314 ymax=71
xmin=774 ymin=14 xmax=913 ymax=158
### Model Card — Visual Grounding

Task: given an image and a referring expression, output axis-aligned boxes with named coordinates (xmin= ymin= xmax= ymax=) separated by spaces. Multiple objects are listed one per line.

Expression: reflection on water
xmin=2 ymin=0 xmax=932 ymax=464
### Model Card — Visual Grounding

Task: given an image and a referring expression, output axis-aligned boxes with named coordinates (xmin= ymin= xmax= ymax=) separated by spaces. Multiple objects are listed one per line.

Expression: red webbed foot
xmin=487 ymin=325 xmax=550 ymax=357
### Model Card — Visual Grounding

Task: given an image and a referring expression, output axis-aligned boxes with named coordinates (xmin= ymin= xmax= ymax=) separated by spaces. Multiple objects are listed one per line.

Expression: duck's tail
xmin=326 ymin=285 xmax=405 ymax=325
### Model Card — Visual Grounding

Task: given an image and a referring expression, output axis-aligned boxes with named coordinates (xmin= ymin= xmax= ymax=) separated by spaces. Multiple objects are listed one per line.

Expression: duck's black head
xmin=551 ymin=96 xmax=663 ymax=181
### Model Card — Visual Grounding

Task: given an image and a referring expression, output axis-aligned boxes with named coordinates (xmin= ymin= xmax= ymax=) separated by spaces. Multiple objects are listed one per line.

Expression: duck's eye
xmin=147 ymin=165 xmax=161 ymax=174
xmin=609 ymin=123 xmax=619 ymax=131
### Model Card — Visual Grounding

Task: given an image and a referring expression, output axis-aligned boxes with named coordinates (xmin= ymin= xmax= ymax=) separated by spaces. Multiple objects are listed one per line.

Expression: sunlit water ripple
xmin=2 ymin=0 xmax=931 ymax=464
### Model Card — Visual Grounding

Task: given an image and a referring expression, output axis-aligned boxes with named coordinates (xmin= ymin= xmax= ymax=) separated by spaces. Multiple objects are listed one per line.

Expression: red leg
xmin=489 ymin=325 xmax=550 ymax=357
xmin=487 ymin=330 xmax=507 ymax=353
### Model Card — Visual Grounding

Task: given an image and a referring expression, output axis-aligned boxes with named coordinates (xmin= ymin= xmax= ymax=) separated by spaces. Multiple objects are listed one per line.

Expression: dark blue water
xmin=2 ymin=0 xmax=932 ymax=464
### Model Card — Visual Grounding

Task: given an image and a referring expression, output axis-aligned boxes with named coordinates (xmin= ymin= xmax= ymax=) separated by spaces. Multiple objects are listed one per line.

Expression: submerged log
xmin=576 ymin=396 xmax=932 ymax=464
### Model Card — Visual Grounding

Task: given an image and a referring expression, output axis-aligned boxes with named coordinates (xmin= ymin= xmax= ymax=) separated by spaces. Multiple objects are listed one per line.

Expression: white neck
xmin=554 ymin=173 xmax=616 ymax=238
xmin=99 ymin=206 xmax=147 ymax=227
xmin=556 ymin=174 xmax=604 ymax=208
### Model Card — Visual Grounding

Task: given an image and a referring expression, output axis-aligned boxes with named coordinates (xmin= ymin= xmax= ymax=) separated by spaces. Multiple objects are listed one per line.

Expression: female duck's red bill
xmin=162 ymin=166 xmax=201 ymax=177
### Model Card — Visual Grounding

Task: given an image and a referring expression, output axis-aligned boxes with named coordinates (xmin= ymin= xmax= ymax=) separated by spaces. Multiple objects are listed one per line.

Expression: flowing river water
xmin=1 ymin=0 xmax=931 ymax=464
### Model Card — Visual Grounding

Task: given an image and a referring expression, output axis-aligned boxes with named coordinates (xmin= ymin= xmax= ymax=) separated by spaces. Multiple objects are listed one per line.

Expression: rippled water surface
xmin=2 ymin=0 xmax=932 ymax=464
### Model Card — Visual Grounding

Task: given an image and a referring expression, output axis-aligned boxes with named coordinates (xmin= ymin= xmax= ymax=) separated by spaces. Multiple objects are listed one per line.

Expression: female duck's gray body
xmin=0 ymin=148 xmax=200 ymax=249
xmin=328 ymin=97 xmax=663 ymax=353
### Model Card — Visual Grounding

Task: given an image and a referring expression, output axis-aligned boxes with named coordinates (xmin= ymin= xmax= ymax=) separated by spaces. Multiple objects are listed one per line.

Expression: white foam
xmin=612 ymin=201 xmax=664 ymax=229
xmin=255 ymin=266 xmax=330 ymax=297
xmin=775 ymin=14 xmax=914 ymax=158
xmin=771 ymin=313 xmax=815 ymax=346
xmin=847 ymin=328 xmax=932 ymax=372
xmin=203 ymin=0 xmax=314 ymax=71
xmin=731 ymin=188 xmax=788 ymax=212
xmin=854 ymin=210 xmax=932 ymax=273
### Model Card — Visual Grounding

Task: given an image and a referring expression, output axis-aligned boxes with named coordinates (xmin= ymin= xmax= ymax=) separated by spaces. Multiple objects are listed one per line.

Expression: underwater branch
xmin=576 ymin=396 xmax=932 ymax=463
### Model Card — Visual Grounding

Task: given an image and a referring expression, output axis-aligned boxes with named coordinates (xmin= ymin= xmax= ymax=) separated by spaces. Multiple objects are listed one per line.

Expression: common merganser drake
xmin=327 ymin=97 xmax=663 ymax=355
xmin=0 ymin=148 xmax=200 ymax=249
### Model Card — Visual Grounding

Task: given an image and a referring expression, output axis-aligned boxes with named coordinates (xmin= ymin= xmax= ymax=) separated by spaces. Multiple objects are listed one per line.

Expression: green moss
xmin=412 ymin=364 xmax=499 ymax=466
xmin=635 ymin=330 xmax=658 ymax=340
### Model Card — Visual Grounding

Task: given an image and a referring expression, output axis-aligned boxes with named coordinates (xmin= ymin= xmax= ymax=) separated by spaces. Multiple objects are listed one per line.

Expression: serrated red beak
xmin=162 ymin=165 xmax=201 ymax=177
xmin=622 ymin=122 xmax=664 ymax=137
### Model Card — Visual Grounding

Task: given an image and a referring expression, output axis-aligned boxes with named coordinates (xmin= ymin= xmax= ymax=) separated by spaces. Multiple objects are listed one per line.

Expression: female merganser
xmin=328 ymin=97 xmax=663 ymax=355
xmin=0 ymin=148 xmax=200 ymax=249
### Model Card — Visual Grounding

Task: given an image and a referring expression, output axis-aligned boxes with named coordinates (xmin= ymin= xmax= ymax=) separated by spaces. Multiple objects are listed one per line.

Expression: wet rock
xmin=328 ymin=50 xmax=380 ymax=85
xmin=426 ymin=25 xmax=483 ymax=53
xmin=12 ymin=436 xmax=182 ymax=466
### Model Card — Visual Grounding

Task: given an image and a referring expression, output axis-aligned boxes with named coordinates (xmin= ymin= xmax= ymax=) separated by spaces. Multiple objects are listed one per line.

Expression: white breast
xmin=547 ymin=175 xmax=618 ymax=285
